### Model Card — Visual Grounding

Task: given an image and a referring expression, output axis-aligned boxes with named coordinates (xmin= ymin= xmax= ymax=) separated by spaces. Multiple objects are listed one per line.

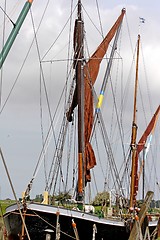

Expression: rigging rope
xmin=65 ymin=118 xmax=74 ymax=192
xmin=0 ymin=0 xmax=50 ymax=115
xmin=95 ymin=0 xmax=104 ymax=37
xmin=41 ymin=5 xmax=77 ymax=61
xmin=30 ymin=9 xmax=57 ymax=141
xmin=25 ymin=78 xmax=71 ymax=197
xmin=40 ymin=70 xmax=48 ymax=187
xmin=0 ymin=6 xmax=15 ymax=27
xmin=30 ymin=8 xmax=61 ymax=192
xmin=93 ymin=129 xmax=105 ymax=178
xmin=71 ymin=112 xmax=77 ymax=197
xmin=0 ymin=1 xmax=20 ymax=29
xmin=65 ymin=0 xmax=74 ymax=104
xmin=49 ymin=79 xmax=75 ymax=196
xmin=97 ymin=113 xmax=123 ymax=192
xmin=32 ymin=210 xmax=76 ymax=239
xmin=0 ymin=148 xmax=31 ymax=240
xmin=138 ymin=42 xmax=159 ymax=197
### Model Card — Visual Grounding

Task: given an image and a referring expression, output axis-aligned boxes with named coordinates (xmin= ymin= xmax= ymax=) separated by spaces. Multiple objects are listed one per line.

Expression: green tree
xmin=54 ymin=192 xmax=72 ymax=204
xmin=92 ymin=192 xmax=110 ymax=206
xmin=34 ymin=194 xmax=43 ymax=202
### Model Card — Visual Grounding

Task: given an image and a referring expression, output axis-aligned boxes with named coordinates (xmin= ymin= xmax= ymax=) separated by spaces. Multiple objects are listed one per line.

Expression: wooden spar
xmin=72 ymin=219 xmax=80 ymax=240
xmin=76 ymin=0 xmax=85 ymax=205
xmin=129 ymin=191 xmax=153 ymax=240
xmin=157 ymin=218 xmax=160 ymax=238
xmin=92 ymin=224 xmax=97 ymax=240
xmin=0 ymin=0 xmax=33 ymax=69
xmin=130 ymin=34 xmax=140 ymax=209
xmin=56 ymin=210 xmax=60 ymax=240
xmin=96 ymin=8 xmax=125 ymax=113
xmin=142 ymin=149 xmax=145 ymax=200
xmin=21 ymin=210 xmax=26 ymax=239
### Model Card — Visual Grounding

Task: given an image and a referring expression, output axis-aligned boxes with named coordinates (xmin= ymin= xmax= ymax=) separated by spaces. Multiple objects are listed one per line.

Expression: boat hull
xmin=4 ymin=202 xmax=131 ymax=239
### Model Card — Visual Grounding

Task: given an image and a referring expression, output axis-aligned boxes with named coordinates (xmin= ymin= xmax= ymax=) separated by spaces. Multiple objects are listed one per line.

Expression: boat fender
xmin=135 ymin=215 xmax=139 ymax=221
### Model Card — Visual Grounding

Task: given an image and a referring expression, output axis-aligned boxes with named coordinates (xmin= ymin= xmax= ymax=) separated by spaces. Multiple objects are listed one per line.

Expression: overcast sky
xmin=0 ymin=0 xmax=160 ymax=200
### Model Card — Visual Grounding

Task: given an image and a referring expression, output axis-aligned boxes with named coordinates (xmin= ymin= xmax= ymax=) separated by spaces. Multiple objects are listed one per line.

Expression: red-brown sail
xmin=137 ymin=105 xmax=160 ymax=154
xmin=133 ymin=105 xmax=160 ymax=201
xmin=67 ymin=9 xmax=126 ymax=183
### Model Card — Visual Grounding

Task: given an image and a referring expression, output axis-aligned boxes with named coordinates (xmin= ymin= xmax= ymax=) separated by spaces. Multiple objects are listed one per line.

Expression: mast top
xmin=78 ymin=0 xmax=82 ymax=20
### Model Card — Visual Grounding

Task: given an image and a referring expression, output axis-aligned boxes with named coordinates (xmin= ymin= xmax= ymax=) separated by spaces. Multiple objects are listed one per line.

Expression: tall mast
xmin=130 ymin=34 xmax=140 ymax=209
xmin=76 ymin=0 xmax=85 ymax=206
xmin=0 ymin=0 xmax=33 ymax=69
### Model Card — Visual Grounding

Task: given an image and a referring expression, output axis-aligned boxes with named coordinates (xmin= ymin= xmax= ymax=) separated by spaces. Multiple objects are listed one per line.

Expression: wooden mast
xmin=76 ymin=0 xmax=85 ymax=207
xmin=130 ymin=34 xmax=140 ymax=209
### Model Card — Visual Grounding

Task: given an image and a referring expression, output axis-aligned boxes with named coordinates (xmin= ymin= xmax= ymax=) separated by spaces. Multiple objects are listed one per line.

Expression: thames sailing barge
xmin=2 ymin=0 xmax=160 ymax=239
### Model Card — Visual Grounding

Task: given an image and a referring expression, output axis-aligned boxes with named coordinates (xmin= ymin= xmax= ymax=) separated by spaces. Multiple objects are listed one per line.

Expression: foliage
xmin=34 ymin=194 xmax=43 ymax=202
xmin=92 ymin=192 xmax=110 ymax=206
xmin=32 ymin=192 xmax=73 ymax=205
xmin=54 ymin=192 xmax=72 ymax=203
xmin=0 ymin=200 xmax=15 ymax=215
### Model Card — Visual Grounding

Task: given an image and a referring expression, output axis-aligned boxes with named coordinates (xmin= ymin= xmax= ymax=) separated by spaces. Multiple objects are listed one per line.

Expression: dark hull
xmin=3 ymin=203 xmax=156 ymax=240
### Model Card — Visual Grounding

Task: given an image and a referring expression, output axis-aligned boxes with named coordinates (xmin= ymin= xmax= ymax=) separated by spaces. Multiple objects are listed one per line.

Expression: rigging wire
xmin=21 ymin=0 xmax=72 ymax=196
xmin=92 ymin=169 xmax=99 ymax=195
xmin=140 ymin=41 xmax=153 ymax=113
xmin=27 ymin=0 xmax=80 ymax=195
xmin=83 ymin=0 xmax=108 ymax=193
xmin=0 ymin=0 xmax=50 ymax=115
xmin=45 ymin=79 xmax=75 ymax=195
xmin=93 ymin=129 xmax=105 ymax=178
xmin=72 ymin=112 xmax=78 ymax=197
xmin=84 ymin=5 xmax=128 ymax=196
xmin=26 ymin=77 xmax=72 ymax=196
xmin=30 ymin=8 xmax=57 ymax=141
xmin=41 ymin=5 xmax=77 ymax=61
xmin=82 ymin=4 xmax=104 ymax=38
xmin=119 ymin=23 xmax=160 ymax=200
xmin=108 ymin=60 xmax=127 ymax=167
xmin=125 ymin=13 xmax=134 ymax=55
xmin=0 ymin=1 xmax=21 ymax=34
xmin=95 ymin=0 xmax=104 ymax=36
xmin=95 ymin=112 xmax=123 ymax=193
xmin=32 ymin=210 xmax=76 ymax=239
xmin=0 ymin=0 xmax=67 ymax=196
xmin=35 ymin=0 xmax=53 ymax=190
xmin=65 ymin=0 xmax=74 ymax=106
xmin=139 ymin=39 xmax=160 ymax=200
xmin=0 ymin=6 xmax=15 ymax=27
xmin=30 ymin=8 xmax=60 ymax=188
xmin=65 ymin=119 xmax=74 ymax=192
xmin=39 ymin=68 xmax=48 ymax=188
xmin=120 ymin=148 xmax=132 ymax=195
xmin=40 ymin=62 xmax=76 ymax=196
xmin=46 ymin=20 xmax=87 ymax=195
xmin=64 ymin=0 xmax=75 ymax=193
